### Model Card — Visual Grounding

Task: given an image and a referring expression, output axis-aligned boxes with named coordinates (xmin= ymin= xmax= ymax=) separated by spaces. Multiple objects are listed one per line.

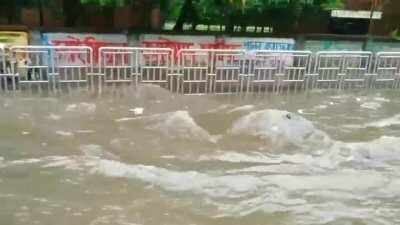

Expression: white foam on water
xmin=0 ymin=157 xmax=4 ymax=168
xmin=66 ymin=102 xmax=96 ymax=113
xmin=207 ymin=104 xmax=232 ymax=113
xmin=66 ymin=104 xmax=77 ymax=111
xmin=202 ymin=171 xmax=392 ymax=224
xmin=0 ymin=194 xmax=15 ymax=198
xmin=227 ymin=164 xmax=320 ymax=175
xmin=80 ymin=144 xmax=120 ymax=161
xmin=129 ymin=107 xmax=144 ymax=116
xmin=377 ymin=179 xmax=400 ymax=198
xmin=8 ymin=158 xmax=42 ymax=166
xmin=314 ymin=104 xmax=328 ymax=110
xmin=296 ymin=201 xmax=392 ymax=225
xmin=330 ymin=94 xmax=352 ymax=100
xmin=365 ymin=114 xmax=400 ymax=128
xmin=47 ymin=113 xmax=62 ymax=121
xmin=43 ymin=156 xmax=70 ymax=161
xmin=80 ymin=144 xmax=104 ymax=158
xmin=144 ymin=111 xmax=217 ymax=143
xmin=109 ymin=138 xmax=135 ymax=150
xmin=2 ymin=100 xmax=11 ymax=108
xmin=347 ymin=136 xmax=400 ymax=162
xmin=203 ymin=134 xmax=400 ymax=171
xmin=39 ymin=155 xmax=89 ymax=170
xmin=297 ymin=109 xmax=317 ymax=115
xmin=42 ymin=158 xmax=81 ymax=169
xmin=200 ymin=151 xmax=321 ymax=166
xmin=202 ymin=148 xmax=347 ymax=172
xmin=21 ymin=131 xmax=30 ymax=135
xmin=75 ymin=130 xmax=95 ymax=134
xmin=3 ymin=149 xmax=399 ymax=225
xmin=199 ymin=151 xmax=271 ymax=163
xmin=228 ymin=110 xmax=331 ymax=148
xmin=227 ymin=105 xmax=255 ymax=114
xmin=360 ymin=102 xmax=382 ymax=110
xmin=115 ymin=117 xmax=137 ymax=122
xmin=91 ymin=159 xmax=264 ymax=198
xmin=40 ymin=211 xmax=52 ymax=215
xmin=160 ymin=155 xmax=177 ymax=159
xmin=2 ymin=92 xmax=400 ymax=225
xmin=102 ymin=205 xmax=124 ymax=211
xmin=373 ymin=96 xmax=391 ymax=102
xmin=263 ymin=170 xmax=387 ymax=192
xmin=303 ymin=190 xmax=365 ymax=201
xmin=17 ymin=113 xmax=31 ymax=120
xmin=215 ymin=189 xmax=308 ymax=217
xmin=55 ymin=130 xmax=74 ymax=137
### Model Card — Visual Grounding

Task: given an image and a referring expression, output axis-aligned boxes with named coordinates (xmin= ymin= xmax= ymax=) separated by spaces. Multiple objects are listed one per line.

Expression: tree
xmin=167 ymin=0 xmax=346 ymax=33
xmin=80 ymin=0 xmax=129 ymax=6
xmin=23 ymin=0 xmax=62 ymax=27
xmin=0 ymin=0 xmax=24 ymax=24
xmin=63 ymin=0 xmax=83 ymax=27
xmin=80 ymin=0 xmax=167 ymax=29
xmin=173 ymin=0 xmax=198 ymax=31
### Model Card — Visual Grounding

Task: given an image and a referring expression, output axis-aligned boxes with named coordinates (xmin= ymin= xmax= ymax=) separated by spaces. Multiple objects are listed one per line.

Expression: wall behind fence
xmin=302 ymin=39 xmax=364 ymax=51
xmin=2 ymin=30 xmax=400 ymax=54
xmin=366 ymin=41 xmax=400 ymax=52
xmin=41 ymin=33 xmax=129 ymax=65
xmin=140 ymin=34 xmax=295 ymax=62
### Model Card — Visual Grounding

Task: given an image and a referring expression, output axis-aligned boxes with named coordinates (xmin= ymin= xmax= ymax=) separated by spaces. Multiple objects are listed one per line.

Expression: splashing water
xmin=1 ymin=87 xmax=400 ymax=225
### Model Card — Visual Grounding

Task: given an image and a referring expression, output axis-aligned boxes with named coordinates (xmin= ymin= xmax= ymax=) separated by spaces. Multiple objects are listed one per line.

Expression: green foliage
xmin=80 ymin=0 xmax=130 ymax=6
xmin=167 ymin=0 xmax=345 ymax=32
xmin=0 ymin=0 xmax=346 ymax=33
xmin=391 ymin=28 xmax=400 ymax=40
xmin=321 ymin=0 xmax=345 ymax=10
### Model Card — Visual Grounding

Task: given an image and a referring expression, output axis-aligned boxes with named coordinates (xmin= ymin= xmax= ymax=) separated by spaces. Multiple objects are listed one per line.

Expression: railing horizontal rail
xmin=1 ymin=45 xmax=400 ymax=94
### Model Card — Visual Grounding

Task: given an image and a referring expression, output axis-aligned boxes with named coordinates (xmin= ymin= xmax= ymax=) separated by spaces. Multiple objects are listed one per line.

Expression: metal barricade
xmin=372 ymin=52 xmax=400 ymax=88
xmin=247 ymin=51 xmax=278 ymax=93
xmin=10 ymin=46 xmax=52 ymax=93
xmin=0 ymin=45 xmax=16 ymax=91
xmin=1 ymin=45 xmax=8 ymax=90
xmin=311 ymin=51 xmax=372 ymax=89
xmin=178 ymin=49 xmax=212 ymax=95
xmin=52 ymin=46 xmax=93 ymax=92
xmin=99 ymin=47 xmax=172 ymax=89
xmin=213 ymin=49 xmax=246 ymax=94
xmin=141 ymin=48 xmax=172 ymax=89
xmin=249 ymin=51 xmax=311 ymax=93
xmin=178 ymin=49 xmax=246 ymax=95
xmin=2 ymin=46 xmax=400 ymax=94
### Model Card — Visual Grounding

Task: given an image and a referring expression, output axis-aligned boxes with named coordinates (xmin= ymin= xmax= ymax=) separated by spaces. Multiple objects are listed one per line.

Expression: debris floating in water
xmin=130 ymin=108 xmax=144 ymax=116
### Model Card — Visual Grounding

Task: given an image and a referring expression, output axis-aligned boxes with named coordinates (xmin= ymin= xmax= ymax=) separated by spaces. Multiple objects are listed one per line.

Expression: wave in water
xmin=143 ymin=111 xmax=218 ymax=143
xmin=228 ymin=109 xmax=331 ymax=150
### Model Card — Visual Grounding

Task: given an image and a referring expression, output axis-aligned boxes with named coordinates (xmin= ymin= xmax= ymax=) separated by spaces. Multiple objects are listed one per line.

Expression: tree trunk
xmin=150 ymin=5 xmax=161 ymax=30
xmin=103 ymin=5 xmax=115 ymax=27
xmin=173 ymin=14 xmax=185 ymax=32
xmin=63 ymin=0 xmax=81 ymax=27
xmin=173 ymin=0 xmax=189 ymax=31
xmin=37 ymin=0 xmax=44 ymax=27
xmin=6 ymin=0 xmax=20 ymax=24
xmin=141 ymin=0 xmax=153 ymax=29
xmin=225 ymin=12 xmax=236 ymax=33
xmin=173 ymin=0 xmax=195 ymax=32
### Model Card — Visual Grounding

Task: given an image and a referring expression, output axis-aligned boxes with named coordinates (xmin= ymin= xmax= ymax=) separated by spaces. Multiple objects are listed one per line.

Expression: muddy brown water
xmin=1 ymin=86 xmax=400 ymax=225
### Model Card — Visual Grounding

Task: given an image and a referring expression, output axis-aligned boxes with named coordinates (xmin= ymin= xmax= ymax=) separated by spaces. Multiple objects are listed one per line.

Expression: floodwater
xmin=1 ymin=86 xmax=400 ymax=225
